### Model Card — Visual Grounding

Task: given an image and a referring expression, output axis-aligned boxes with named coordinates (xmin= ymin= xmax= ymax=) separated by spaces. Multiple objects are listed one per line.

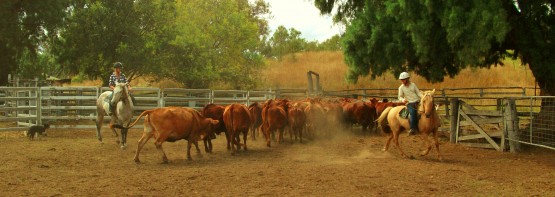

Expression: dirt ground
xmin=1 ymin=127 xmax=554 ymax=196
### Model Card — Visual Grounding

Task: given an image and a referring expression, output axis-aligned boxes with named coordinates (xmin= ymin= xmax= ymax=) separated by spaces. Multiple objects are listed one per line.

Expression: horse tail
xmin=110 ymin=109 xmax=153 ymax=129
xmin=376 ymin=107 xmax=393 ymax=133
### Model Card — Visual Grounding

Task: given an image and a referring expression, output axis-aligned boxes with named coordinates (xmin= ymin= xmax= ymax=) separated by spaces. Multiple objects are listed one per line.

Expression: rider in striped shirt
xmin=108 ymin=62 xmax=134 ymax=113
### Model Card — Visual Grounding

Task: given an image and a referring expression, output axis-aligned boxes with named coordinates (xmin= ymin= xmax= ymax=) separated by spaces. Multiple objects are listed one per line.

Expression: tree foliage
xmin=0 ymin=0 xmax=341 ymax=88
xmin=52 ymin=0 xmax=176 ymax=86
xmin=0 ymin=0 xmax=68 ymax=85
xmin=315 ymin=0 xmax=555 ymax=95
xmin=264 ymin=26 xmax=342 ymax=59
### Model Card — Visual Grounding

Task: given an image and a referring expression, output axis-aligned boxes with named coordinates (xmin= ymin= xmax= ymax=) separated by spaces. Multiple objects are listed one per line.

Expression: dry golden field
xmin=260 ymin=51 xmax=536 ymax=91
xmin=72 ymin=51 xmax=536 ymax=90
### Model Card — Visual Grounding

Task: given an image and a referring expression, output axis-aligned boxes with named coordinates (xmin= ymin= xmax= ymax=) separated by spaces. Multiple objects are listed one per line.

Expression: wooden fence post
xmin=504 ymin=98 xmax=520 ymax=152
xmin=307 ymin=72 xmax=313 ymax=96
xmin=449 ymin=98 xmax=459 ymax=143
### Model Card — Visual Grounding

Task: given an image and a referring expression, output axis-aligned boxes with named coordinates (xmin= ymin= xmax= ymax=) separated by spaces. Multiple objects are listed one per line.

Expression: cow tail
xmin=110 ymin=109 xmax=152 ymax=129
xmin=376 ymin=107 xmax=392 ymax=133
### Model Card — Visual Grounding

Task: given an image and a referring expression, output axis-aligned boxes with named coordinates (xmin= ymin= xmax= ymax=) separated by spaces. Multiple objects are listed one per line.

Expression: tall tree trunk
xmin=528 ymin=63 xmax=555 ymax=147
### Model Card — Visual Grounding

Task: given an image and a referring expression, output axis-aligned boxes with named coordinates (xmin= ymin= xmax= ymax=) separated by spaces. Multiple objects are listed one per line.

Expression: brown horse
xmin=376 ymin=89 xmax=443 ymax=160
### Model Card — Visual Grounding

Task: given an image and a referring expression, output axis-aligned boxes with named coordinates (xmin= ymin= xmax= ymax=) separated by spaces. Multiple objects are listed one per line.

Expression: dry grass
xmin=260 ymin=51 xmax=536 ymax=91
xmin=70 ymin=51 xmax=536 ymax=90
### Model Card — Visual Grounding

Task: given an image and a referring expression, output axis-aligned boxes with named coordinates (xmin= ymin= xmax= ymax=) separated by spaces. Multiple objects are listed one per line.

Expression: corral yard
xmin=1 ymin=128 xmax=554 ymax=196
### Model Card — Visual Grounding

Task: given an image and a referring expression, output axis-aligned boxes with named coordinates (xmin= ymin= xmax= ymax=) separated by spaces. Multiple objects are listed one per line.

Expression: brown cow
xmin=287 ymin=102 xmax=306 ymax=143
xmin=261 ymin=99 xmax=289 ymax=147
xmin=248 ymin=102 xmax=263 ymax=140
xmin=342 ymin=101 xmax=374 ymax=132
xmin=304 ymin=101 xmax=325 ymax=139
xmin=375 ymin=99 xmax=405 ymax=117
xmin=202 ymin=104 xmax=228 ymax=152
xmin=223 ymin=103 xmax=251 ymax=155
xmin=113 ymin=107 xmax=219 ymax=163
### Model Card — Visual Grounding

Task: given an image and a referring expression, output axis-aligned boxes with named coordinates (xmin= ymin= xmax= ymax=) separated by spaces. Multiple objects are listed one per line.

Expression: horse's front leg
xmin=110 ymin=116 xmax=119 ymax=137
xmin=120 ymin=128 xmax=128 ymax=150
xmin=392 ymin=131 xmax=409 ymax=158
xmin=110 ymin=117 xmax=120 ymax=145
xmin=419 ymin=132 xmax=432 ymax=157
xmin=432 ymin=127 xmax=443 ymax=161
xmin=95 ymin=113 xmax=104 ymax=143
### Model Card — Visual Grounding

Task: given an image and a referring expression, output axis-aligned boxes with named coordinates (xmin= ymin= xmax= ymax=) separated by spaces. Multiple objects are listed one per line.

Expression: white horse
xmin=95 ymin=82 xmax=134 ymax=149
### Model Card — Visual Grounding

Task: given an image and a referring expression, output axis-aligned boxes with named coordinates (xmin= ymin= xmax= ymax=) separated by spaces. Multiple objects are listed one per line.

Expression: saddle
xmin=398 ymin=107 xmax=420 ymax=120
xmin=399 ymin=108 xmax=409 ymax=119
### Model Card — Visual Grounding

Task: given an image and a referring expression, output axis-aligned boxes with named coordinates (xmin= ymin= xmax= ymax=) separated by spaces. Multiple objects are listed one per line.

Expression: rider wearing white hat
xmin=398 ymin=72 xmax=423 ymax=136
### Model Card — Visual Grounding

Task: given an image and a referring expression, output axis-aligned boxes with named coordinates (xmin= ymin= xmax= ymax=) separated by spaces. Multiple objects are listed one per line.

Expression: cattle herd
xmin=113 ymin=97 xmax=406 ymax=163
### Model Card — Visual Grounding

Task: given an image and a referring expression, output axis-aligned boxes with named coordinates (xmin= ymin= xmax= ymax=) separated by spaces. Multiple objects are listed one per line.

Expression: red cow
xmin=342 ymin=101 xmax=357 ymax=130
xmin=375 ymin=99 xmax=405 ymax=117
xmin=342 ymin=101 xmax=374 ymax=132
xmin=261 ymin=99 xmax=289 ymax=147
xmin=223 ymin=103 xmax=251 ymax=155
xmin=287 ymin=102 xmax=306 ymax=143
xmin=248 ymin=102 xmax=263 ymax=140
xmin=114 ymin=107 xmax=219 ymax=163
xmin=304 ymin=101 xmax=325 ymax=139
xmin=202 ymin=104 xmax=228 ymax=152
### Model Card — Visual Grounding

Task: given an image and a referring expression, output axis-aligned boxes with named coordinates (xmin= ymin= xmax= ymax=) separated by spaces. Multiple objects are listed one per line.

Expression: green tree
xmin=318 ymin=34 xmax=342 ymax=51
xmin=52 ymin=0 xmax=174 ymax=86
xmin=315 ymin=0 xmax=555 ymax=97
xmin=267 ymin=26 xmax=308 ymax=59
xmin=170 ymin=0 xmax=266 ymax=88
xmin=0 ymin=0 xmax=68 ymax=85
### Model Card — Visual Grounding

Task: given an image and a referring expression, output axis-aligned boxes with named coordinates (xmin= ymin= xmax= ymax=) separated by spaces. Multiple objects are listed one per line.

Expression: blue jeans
xmin=407 ymin=102 xmax=419 ymax=130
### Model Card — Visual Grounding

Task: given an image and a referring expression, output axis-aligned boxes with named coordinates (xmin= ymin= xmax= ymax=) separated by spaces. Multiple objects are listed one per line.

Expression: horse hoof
xmin=120 ymin=145 xmax=127 ymax=150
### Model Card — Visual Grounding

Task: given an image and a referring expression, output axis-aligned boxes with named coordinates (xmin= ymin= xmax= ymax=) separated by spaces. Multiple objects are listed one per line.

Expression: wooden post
xmin=504 ymin=99 xmax=520 ymax=152
xmin=444 ymin=97 xmax=450 ymax=117
xmin=449 ymin=98 xmax=460 ymax=143
xmin=315 ymin=74 xmax=321 ymax=95
xmin=307 ymin=72 xmax=313 ymax=96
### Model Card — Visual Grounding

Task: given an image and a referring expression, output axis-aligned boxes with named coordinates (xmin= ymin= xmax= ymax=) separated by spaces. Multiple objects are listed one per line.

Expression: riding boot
xmin=407 ymin=128 xmax=418 ymax=136
xmin=407 ymin=129 xmax=414 ymax=136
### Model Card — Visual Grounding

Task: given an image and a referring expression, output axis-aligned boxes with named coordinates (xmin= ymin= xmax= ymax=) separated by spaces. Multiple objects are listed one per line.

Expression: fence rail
xmin=1 ymin=86 xmax=553 ymax=153
xmin=0 ymin=87 xmax=275 ymax=131
xmin=324 ymin=86 xmax=540 ymax=100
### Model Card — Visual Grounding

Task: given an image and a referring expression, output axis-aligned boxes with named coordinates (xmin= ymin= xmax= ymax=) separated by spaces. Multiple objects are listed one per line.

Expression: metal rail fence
xmin=504 ymin=96 xmax=555 ymax=151
xmin=0 ymin=86 xmax=275 ymax=131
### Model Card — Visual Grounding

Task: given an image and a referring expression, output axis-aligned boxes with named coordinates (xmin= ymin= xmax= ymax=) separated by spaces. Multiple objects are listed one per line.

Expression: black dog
xmin=27 ymin=124 xmax=50 ymax=140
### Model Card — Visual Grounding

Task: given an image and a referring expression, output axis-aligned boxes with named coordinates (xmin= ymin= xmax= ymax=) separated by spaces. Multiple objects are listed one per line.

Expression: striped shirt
xmin=109 ymin=72 xmax=127 ymax=87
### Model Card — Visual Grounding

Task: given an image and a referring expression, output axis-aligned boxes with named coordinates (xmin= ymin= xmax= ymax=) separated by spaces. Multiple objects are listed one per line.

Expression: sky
xmin=264 ymin=0 xmax=342 ymax=42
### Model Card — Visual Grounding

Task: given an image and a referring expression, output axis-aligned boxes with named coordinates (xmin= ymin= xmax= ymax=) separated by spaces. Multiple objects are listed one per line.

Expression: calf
xmin=202 ymin=104 xmax=227 ymax=152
